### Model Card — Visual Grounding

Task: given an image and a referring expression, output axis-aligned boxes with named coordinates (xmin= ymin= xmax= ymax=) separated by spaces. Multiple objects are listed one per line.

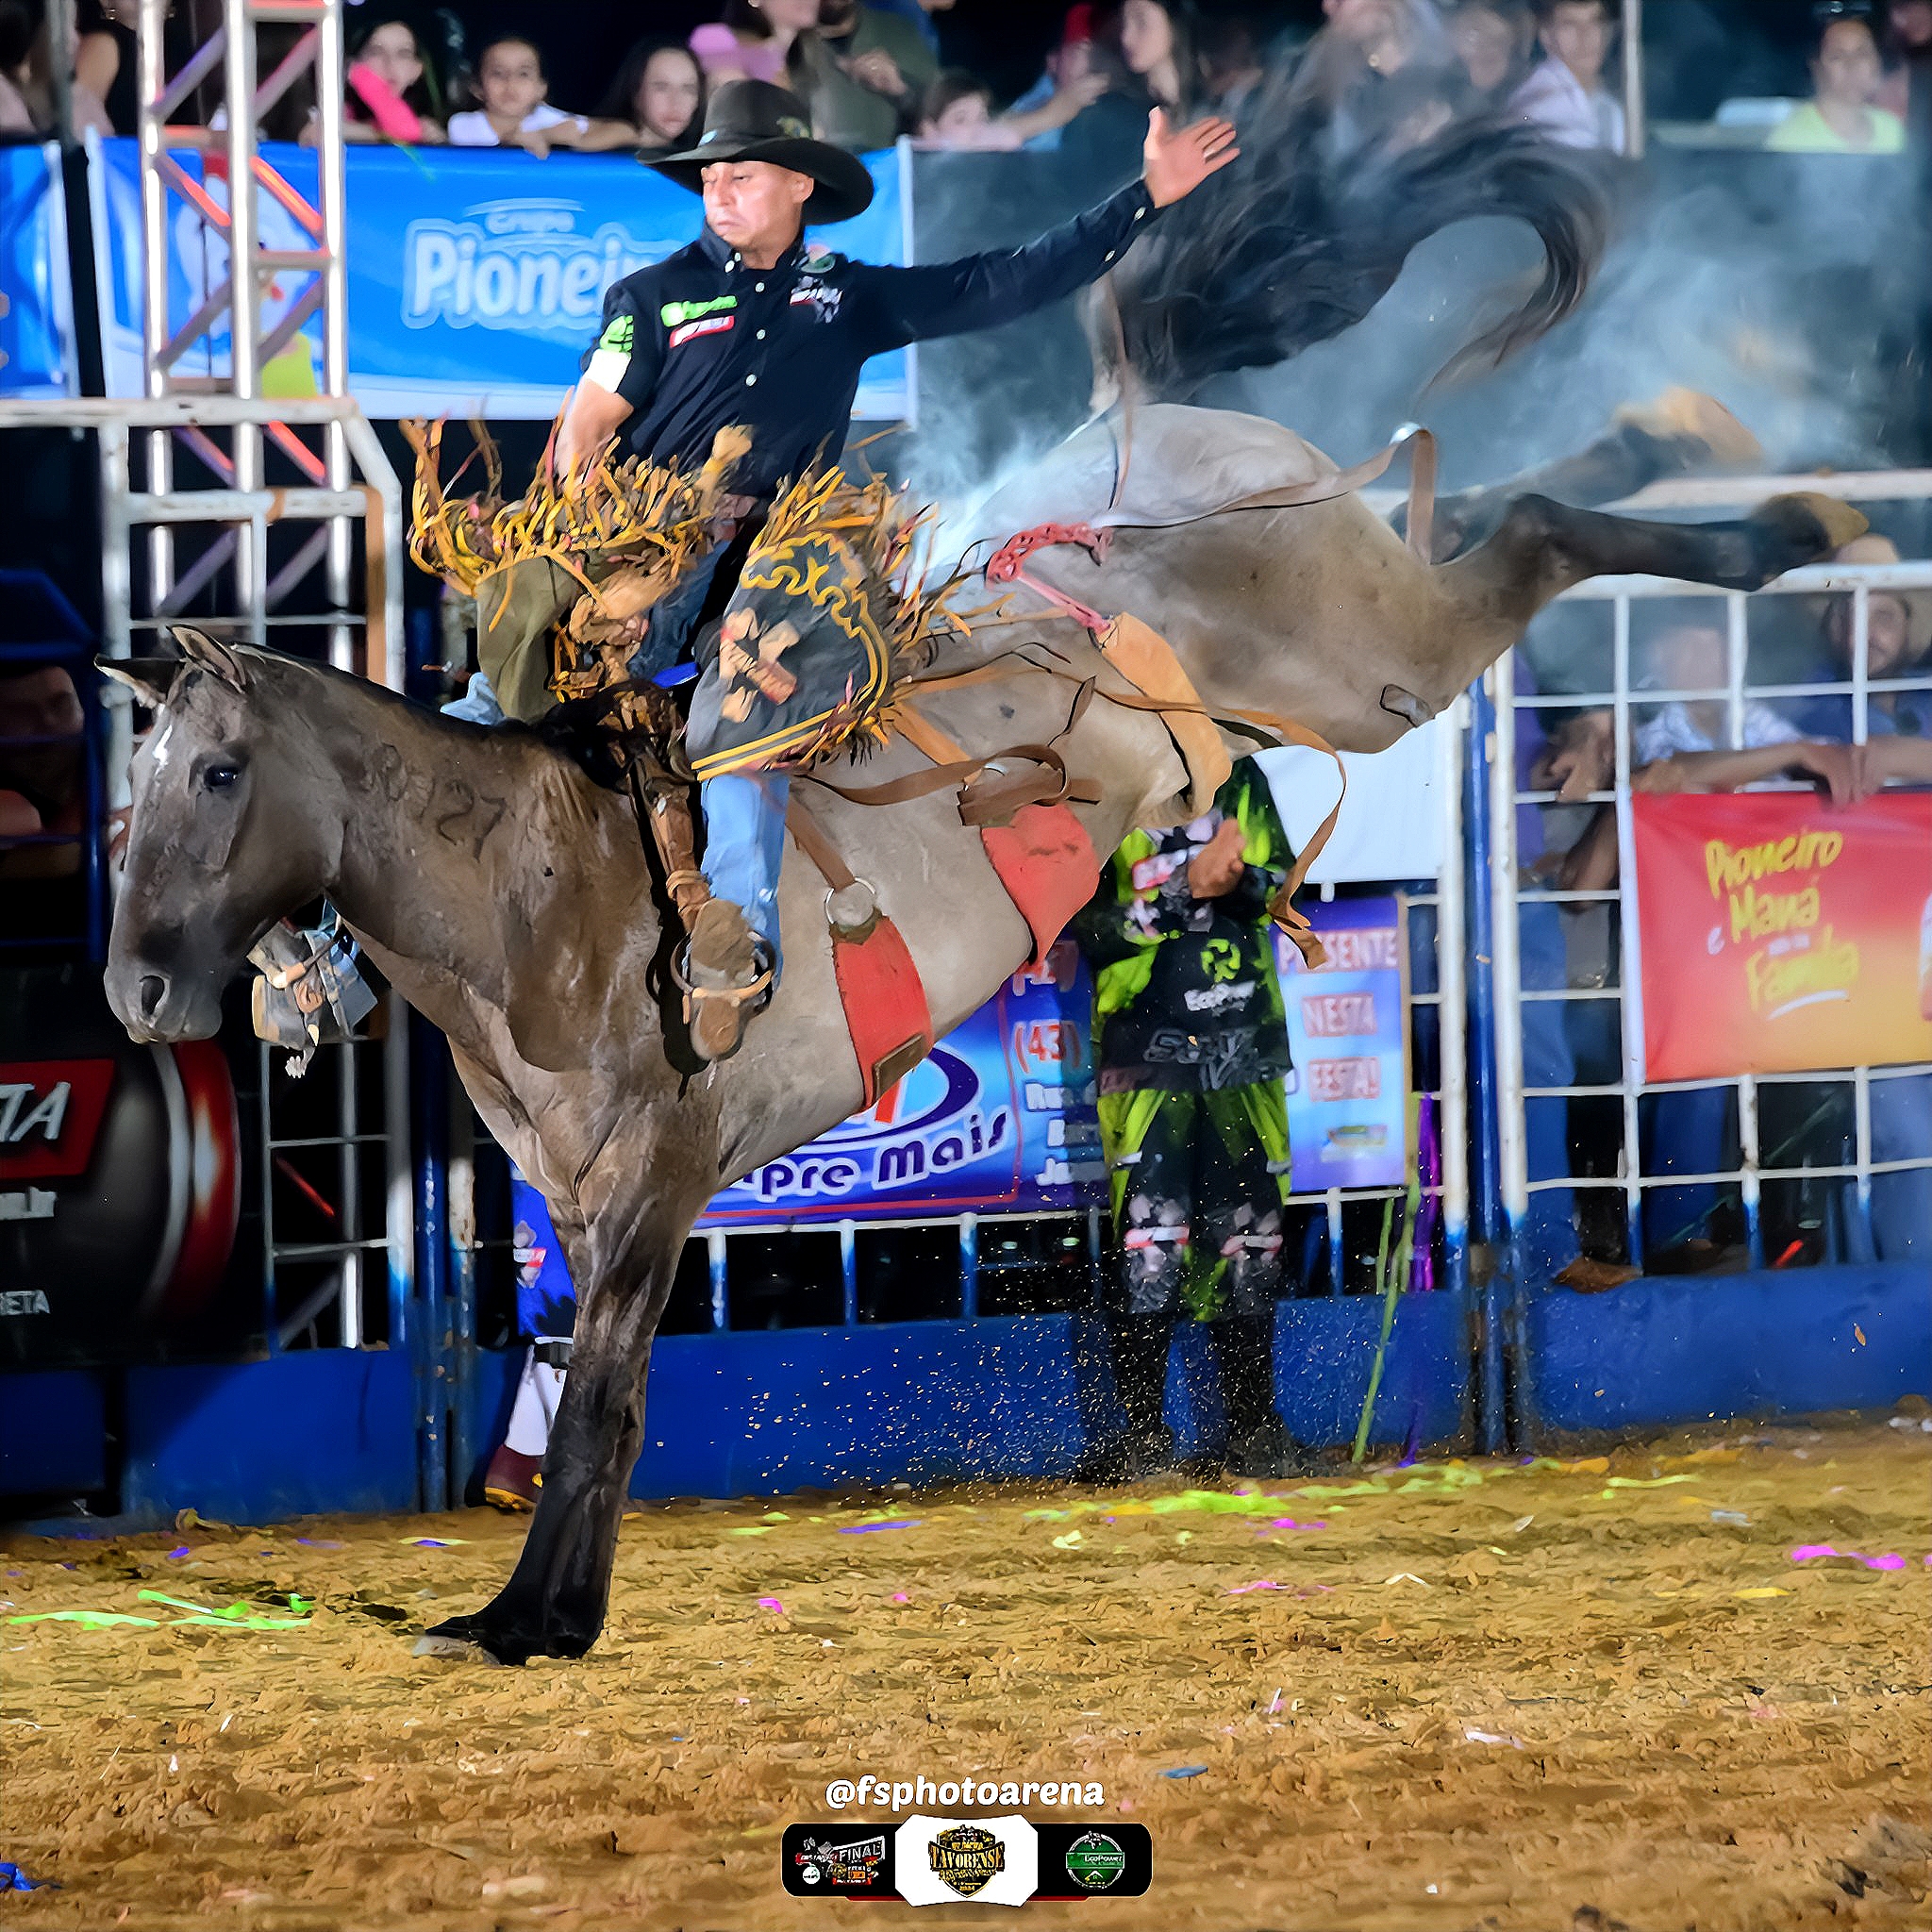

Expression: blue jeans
xmin=1642 ymin=1084 xmax=1732 ymax=1252
xmin=1850 ymin=1073 xmax=1932 ymax=1263
xmin=701 ymin=772 xmax=789 ymax=975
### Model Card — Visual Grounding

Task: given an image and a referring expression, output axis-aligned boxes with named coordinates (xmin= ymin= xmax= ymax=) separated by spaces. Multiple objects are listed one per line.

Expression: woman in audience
xmin=1768 ymin=9 xmax=1907 ymax=153
xmin=342 ymin=18 xmax=446 ymax=144
xmin=1448 ymin=0 xmax=1533 ymax=109
xmin=598 ymin=39 xmax=706 ymax=154
xmin=690 ymin=0 xmax=818 ymax=89
xmin=915 ymin=64 xmax=1108 ymax=149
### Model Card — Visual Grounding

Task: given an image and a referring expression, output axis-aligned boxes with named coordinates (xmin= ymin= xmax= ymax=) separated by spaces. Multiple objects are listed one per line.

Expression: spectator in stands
xmin=1878 ymin=0 xmax=1932 ymax=131
xmin=794 ymin=0 xmax=939 ymax=152
xmin=1199 ymin=13 xmax=1268 ymax=119
xmin=1767 ymin=7 xmax=1906 ymax=153
xmin=0 ymin=1 xmax=35 ymax=136
xmin=0 ymin=662 xmax=85 ymax=885
xmin=1790 ymin=535 xmax=1932 ymax=739
xmin=917 ymin=62 xmax=1109 ymax=150
xmin=872 ymin=0 xmax=950 ymax=55
xmin=341 ymin=19 xmax=446 ymax=145
xmin=1449 ymin=0 xmax=1534 ymax=109
xmin=1006 ymin=6 xmax=1110 ymax=152
xmin=1511 ymin=0 xmax=1625 ymax=152
xmin=598 ymin=40 xmax=706 ymax=155
xmin=1320 ymin=0 xmax=1451 ymax=76
xmin=75 ymin=0 xmax=135 ymax=135
xmin=915 ymin=68 xmax=1001 ymax=146
xmin=0 ymin=0 xmax=109 ymax=139
xmin=1064 ymin=0 xmax=1210 ymax=181
xmin=1554 ymin=611 xmax=1858 ymax=1268
xmin=691 ymin=0 xmax=817 ymax=89
xmin=445 ymin=36 xmax=635 ymax=155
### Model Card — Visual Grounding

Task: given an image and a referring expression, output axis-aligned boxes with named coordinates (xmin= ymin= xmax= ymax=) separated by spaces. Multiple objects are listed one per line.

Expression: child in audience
xmin=445 ymin=37 xmax=634 ymax=156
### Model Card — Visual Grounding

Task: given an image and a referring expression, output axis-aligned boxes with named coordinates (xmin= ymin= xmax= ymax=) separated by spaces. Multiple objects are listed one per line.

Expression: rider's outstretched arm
xmin=851 ymin=108 xmax=1237 ymax=353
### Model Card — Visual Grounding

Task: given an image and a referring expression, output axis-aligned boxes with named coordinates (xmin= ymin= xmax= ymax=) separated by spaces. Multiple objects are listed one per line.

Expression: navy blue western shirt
xmin=581 ymin=179 xmax=1159 ymax=499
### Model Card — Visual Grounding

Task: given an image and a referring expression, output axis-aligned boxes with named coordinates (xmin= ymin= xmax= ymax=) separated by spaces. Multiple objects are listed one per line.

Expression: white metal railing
xmin=1491 ymin=484 xmax=1932 ymax=1275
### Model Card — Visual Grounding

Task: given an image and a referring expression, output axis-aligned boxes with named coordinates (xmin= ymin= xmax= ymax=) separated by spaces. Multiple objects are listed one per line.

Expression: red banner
xmin=1632 ymin=791 xmax=1932 ymax=1082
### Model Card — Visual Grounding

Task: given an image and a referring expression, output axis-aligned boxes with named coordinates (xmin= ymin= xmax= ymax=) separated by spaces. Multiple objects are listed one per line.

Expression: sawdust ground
xmin=2 ymin=1417 xmax=1927 ymax=1931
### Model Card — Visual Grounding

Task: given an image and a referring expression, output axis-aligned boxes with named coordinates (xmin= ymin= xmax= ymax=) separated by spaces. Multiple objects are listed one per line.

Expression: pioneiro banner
xmin=1633 ymin=791 xmax=1932 ymax=1083
xmin=1274 ymin=895 xmax=1409 ymax=1193
xmin=92 ymin=136 xmax=911 ymax=419
xmin=0 ymin=142 xmax=75 ymax=398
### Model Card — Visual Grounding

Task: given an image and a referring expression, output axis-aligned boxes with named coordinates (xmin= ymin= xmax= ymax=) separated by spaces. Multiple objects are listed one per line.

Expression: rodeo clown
xmin=518 ymin=77 xmax=1239 ymax=1062
xmin=1072 ymin=761 xmax=1307 ymax=1482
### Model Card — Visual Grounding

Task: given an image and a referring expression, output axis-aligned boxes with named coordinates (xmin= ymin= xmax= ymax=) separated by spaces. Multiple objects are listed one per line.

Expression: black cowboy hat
xmin=647 ymin=79 xmax=874 ymax=226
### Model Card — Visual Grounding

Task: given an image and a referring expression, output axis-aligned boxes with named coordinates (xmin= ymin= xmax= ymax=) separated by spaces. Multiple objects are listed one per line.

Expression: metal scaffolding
xmin=0 ymin=0 xmax=419 ymax=1385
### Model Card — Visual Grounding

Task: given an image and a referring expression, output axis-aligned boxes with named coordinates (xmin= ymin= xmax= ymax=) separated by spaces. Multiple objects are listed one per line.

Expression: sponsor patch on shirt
xmin=790 ymin=283 xmax=843 ymax=321
xmin=669 ymin=313 xmax=735 ymax=348
xmin=659 ymin=294 xmax=736 ymax=327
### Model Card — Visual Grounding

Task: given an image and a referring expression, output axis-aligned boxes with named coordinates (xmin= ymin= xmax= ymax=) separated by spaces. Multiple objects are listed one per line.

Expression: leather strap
xmin=785 ymin=795 xmax=934 ymax=1106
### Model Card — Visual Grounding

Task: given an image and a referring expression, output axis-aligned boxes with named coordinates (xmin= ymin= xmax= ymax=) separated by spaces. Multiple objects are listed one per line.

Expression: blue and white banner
xmin=697 ymin=947 xmax=1102 ymax=1228
xmin=0 ymin=142 xmax=76 ymax=398
xmin=91 ymin=136 xmax=912 ymax=420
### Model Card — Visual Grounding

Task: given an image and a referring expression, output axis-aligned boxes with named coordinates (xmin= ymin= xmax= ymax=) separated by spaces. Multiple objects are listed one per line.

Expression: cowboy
xmin=552 ymin=77 xmax=1238 ymax=1063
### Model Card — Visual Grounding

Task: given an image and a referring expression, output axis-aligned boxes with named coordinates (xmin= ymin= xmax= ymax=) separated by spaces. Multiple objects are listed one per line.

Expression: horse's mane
xmin=1101 ymin=36 xmax=1612 ymax=402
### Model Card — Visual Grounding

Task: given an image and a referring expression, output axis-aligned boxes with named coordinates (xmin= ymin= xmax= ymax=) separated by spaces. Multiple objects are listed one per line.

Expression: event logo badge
xmin=795 ymin=1831 xmax=886 ymax=1890
xmin=1062 ymin=1829 xmax=1126 ymax=1891
xmin=892 ymin=1816 xmax=1038 ymax=1907
xmin=929 ymin=1824 xmax=1004 ymax=1897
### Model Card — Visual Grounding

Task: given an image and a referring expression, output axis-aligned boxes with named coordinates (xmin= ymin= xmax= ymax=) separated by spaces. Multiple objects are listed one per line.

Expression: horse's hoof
xmin=1741 ymin=493 xmax=1869 ymax=587
xmin=1618 ymin=388 xmax=1762 ymax=469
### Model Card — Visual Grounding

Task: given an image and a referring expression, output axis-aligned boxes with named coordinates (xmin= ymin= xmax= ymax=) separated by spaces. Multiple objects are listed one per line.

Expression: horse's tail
xmin=1102 ymin=108 xmax=1612 ymax=402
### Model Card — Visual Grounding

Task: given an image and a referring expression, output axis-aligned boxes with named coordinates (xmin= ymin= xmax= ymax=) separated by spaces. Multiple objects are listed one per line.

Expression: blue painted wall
xmin=6 ymin=1268 xmax=1926 ymax=1525
xmin=1527 ymin=1262 xmax=1932 ymax=1431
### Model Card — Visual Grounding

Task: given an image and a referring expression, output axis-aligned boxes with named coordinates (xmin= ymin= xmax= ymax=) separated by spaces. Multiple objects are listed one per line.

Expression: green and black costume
xmin=1072 ymin=763 xmax=1303 ymax=1479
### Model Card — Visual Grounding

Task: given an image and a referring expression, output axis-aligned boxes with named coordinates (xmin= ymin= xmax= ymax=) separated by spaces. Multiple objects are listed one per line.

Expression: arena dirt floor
xmin=2 ymin=1415 xmax=1928 ymax=1931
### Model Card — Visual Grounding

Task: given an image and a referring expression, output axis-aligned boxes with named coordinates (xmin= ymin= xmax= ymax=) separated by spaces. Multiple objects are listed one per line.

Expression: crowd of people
xmin=2 ymin=0 xmax=1930 ymax=163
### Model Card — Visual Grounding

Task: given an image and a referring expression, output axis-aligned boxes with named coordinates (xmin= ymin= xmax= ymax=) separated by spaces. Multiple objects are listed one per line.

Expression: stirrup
xmin=670 ymin=933 xmax=775 ymax=1063
xmin=248 ymin=912 xmax=376 ymax=1076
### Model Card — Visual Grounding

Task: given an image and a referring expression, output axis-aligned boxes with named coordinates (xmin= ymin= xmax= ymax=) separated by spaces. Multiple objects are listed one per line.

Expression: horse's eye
xmin=204 ymin=764 xmax=242 ymax=792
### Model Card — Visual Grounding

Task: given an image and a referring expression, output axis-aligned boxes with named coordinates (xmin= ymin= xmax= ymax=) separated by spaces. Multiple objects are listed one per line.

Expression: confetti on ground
xmin=0 ymin=1419 xmax=1924 ymax=1930
xmin=1226 ymin=1580 xmax=1280 ymax=1595
xmin=1160 ymin=1765 xmax=1208 ymax=1779
xmin=837 ymin=1520 xmax=921 ymax=1535
xmin=1789 ymin=1544 xmax=1912 ymax=1570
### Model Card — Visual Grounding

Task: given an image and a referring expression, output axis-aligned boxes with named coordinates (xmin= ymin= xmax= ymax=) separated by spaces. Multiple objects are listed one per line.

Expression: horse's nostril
xmin=138 ymin=974 xmax=167 ymax=1022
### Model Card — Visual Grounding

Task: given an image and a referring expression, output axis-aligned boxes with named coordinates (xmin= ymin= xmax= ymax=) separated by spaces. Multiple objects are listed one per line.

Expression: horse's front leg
xmin=417 ymin=1221 xmax=679 ymax=1666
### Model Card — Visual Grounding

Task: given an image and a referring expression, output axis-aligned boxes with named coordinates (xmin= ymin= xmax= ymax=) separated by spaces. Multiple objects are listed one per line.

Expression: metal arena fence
xmin=1491 ymin=497 xmax=1932 ymax=1281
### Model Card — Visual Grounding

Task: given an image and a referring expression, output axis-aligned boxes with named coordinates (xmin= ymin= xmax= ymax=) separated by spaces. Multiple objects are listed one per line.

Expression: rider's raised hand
xmin=1141 ymin=108 xmax=1239 ymax=208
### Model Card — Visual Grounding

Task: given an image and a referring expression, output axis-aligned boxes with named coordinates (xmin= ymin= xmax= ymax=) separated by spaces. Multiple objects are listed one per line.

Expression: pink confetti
xmin=1270 ymin=1518 xmax=1326 ymax=1531
xmin=1227 ymin=1580 xmax=1281 ymax=1595
xmin=1789 ymin=1544 xmax=1912 ymax=1571
xmin=891 ymin=1592 xmax=910 ymax=1604
xmin=757 ymin=1596 xmax=785 ymax=1613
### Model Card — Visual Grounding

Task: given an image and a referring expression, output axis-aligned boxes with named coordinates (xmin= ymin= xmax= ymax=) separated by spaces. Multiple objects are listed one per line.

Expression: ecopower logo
xmin=403 ymin=200 xmax=679 ymax=334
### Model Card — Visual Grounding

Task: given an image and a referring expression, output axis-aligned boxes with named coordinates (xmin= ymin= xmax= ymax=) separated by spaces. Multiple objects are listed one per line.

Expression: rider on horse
xmin=546 ymin=78 xmax=1238 ymax=1063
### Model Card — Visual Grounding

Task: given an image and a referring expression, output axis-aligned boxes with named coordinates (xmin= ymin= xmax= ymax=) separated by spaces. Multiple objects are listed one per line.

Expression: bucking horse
xmin=100 ymin=100 xmax=1863 ymax=1663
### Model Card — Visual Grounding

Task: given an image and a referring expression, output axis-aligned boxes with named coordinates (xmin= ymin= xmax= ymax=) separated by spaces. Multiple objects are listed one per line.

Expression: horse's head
xmin=102 ymin=629 xmax=341 ymax=1042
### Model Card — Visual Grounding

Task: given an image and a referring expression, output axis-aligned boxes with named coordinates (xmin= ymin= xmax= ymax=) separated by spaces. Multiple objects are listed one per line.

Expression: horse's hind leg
xmin=1436 ymin=489 xmax=1870 ymax=639
xmin=417 ymin=1212 xmax=683 ymax=1667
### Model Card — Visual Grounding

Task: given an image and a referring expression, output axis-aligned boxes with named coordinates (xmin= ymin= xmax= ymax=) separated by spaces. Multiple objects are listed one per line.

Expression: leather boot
xmin=1212 ymin=1312 xmax=1307 ymax=1478
xmin=682 ymin=897 xmax=771 ymax=1064
xmin=1075 ymin=1315 xmax=1176 ymax=1482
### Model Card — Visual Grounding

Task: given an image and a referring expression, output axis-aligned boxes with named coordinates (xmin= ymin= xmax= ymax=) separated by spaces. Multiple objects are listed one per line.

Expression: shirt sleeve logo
xmin=668 ymin=313 xmax=736 ymax=348
xmin=596 ymin=313 xmax=634 ymax=357
xmin=659 ymin=294 xmax=738 ymax=327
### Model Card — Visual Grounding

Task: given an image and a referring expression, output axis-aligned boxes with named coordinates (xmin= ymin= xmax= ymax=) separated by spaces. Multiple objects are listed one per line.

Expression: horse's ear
xmin=171 ymin=625 xmax=252 ymax=692
xmin=96 ymin=656 xmax=179 ymax=708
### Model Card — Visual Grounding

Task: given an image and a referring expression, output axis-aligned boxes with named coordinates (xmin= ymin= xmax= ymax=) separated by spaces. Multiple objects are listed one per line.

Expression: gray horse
xmin=102 ymin=402 xmax=1861 ymax=1665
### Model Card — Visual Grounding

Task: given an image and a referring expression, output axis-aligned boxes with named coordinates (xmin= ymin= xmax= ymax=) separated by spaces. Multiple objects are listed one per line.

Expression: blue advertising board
xmin=1274 ymin=895 xmax=1408 ymax=1193
xmin=698 ymin=946 xmax=1102 ymax=1228
xmin=90 ymin=136 xmax=911 ymax=419
xmin=0 ymin=142 xmax=75 ymax=398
